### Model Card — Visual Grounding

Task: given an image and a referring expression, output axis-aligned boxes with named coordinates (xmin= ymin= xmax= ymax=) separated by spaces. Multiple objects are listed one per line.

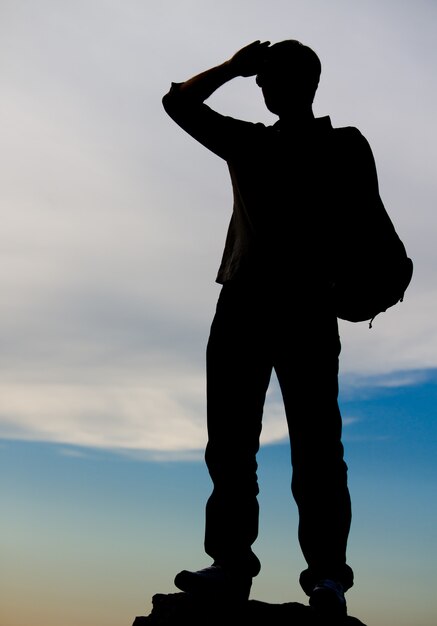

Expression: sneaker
xmin=174 ymin=564 xmax=252 ymax=601
xmin=309 ymin=579 xmax=347 ymax=616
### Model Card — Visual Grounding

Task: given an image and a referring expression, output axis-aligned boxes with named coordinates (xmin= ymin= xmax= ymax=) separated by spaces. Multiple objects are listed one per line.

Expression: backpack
xmin=327 ymin=127 xmax=413 ymax=327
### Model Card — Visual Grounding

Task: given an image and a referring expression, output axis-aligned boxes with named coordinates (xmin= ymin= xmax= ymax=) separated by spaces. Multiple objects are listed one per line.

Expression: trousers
xmin=203 ymin=280 xmax=354 ymax=593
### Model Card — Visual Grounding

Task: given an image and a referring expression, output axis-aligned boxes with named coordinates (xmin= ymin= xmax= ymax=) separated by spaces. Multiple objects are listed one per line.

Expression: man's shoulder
xmin=332 ymin=124 xmax=364 ymax=138
xmin=331 ymin=124 xmax=372 ymax=151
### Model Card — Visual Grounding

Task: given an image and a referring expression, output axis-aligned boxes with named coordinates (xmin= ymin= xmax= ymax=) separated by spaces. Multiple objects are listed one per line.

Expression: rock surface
xmin=132 ymin=592 xmax=368 ymax=625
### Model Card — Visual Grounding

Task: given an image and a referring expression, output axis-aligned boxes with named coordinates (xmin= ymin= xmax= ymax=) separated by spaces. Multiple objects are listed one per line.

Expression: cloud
xmin=342 ymin=416 xmax=361 ymax=427
xmin=0 ymin=378 xmax=206 ymax=450
xmin=0 ymin=377 xmax=294 ymax=453
xmin=342 ymin=370 xmax=431 ymax=391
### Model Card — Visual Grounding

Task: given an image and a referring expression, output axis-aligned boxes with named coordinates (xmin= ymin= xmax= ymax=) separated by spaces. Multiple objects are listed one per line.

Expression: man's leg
xmin=175 ymin=283 xmax=272 ymax=597
xmin=274 ymin=311 xmax=353 ymax=600
xmin=205 ymin=283 xmax=272 ymax=577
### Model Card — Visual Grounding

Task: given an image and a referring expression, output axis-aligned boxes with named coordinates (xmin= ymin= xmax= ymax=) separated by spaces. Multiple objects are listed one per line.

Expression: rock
xmin=132 ymin=592 xmax=368 ymax=625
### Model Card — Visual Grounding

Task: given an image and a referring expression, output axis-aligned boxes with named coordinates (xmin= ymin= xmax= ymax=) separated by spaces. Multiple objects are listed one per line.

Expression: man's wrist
xmin=220 ymin=59 xmax=241 ymax=80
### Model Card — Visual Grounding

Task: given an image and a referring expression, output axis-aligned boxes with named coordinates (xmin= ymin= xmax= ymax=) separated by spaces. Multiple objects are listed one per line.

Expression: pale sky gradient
xmin=1 ymin=0 xmax=436 ymax=454
xmin=1 ymin=2 xmax=436 ymax=625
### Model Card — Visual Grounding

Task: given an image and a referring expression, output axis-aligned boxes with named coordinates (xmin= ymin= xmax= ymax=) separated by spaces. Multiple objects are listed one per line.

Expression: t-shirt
xmin=163 ymin=83 xmax=383 ymax=292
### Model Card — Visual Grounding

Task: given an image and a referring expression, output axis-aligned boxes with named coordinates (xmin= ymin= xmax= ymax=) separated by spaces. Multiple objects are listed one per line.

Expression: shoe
xmin=309 ymin=579 xmax=347 ymax=616
xmin=174 ymin=564 xmax=252 ymax=601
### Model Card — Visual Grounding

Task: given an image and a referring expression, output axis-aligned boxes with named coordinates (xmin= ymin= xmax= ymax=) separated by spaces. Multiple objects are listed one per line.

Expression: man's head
xmin=256 ymin=40 xmax=321 ymax=116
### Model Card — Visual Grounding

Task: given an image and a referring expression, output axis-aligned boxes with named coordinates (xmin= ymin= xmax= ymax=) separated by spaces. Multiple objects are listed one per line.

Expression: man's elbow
xmin=162 ymin=91 xmax=171 ymax=112
xmin=162 ymin=82 xmax=184 ymax=114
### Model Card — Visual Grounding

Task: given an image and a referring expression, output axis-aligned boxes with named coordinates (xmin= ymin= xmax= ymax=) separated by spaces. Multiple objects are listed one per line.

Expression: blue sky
xmin=1 ymin=370 xmax=436 ymax=625
xmin=1 ymin=1 xmax=436 ymax=625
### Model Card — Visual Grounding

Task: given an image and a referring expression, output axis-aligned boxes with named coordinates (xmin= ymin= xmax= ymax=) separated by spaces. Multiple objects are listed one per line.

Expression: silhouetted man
xmin=162 ymin=39 xmax=373 ymax=615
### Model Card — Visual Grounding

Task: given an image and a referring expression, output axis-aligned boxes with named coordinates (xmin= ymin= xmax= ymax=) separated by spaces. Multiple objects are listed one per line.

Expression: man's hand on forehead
xmin=228 ymin=40 xmax=271 ymax=78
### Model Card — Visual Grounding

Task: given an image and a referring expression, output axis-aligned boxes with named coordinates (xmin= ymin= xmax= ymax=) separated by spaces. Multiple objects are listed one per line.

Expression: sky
xmin=0 ymin=0 xmax=436 ymax=625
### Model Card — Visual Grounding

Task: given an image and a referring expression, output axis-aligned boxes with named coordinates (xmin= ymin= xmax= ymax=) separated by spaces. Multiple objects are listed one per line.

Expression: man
xmin=162 ymin=39 xmax=372 ymax=615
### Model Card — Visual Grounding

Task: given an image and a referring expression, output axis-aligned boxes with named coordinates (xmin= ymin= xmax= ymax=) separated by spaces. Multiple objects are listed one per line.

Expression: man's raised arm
xmin=161 ymin=41 xmax=270 ymax=159
xmin=162 ymin=40 xmax=270 ymax=106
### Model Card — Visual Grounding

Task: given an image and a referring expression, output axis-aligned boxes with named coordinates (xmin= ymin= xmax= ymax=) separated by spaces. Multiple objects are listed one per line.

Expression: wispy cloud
xmin=340 ymin=369 xmax=434 ymax=401
xmin=343 ymin=369 xmax=431 ymax=388
xmin=342 ymin=416 xmax=361 ymax=427
xmin=0 ymin=378 xmax=292 ymax=454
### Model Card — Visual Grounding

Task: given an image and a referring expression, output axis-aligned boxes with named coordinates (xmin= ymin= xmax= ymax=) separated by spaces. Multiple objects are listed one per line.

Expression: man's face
xmin=256 ymin=64 xmax=304 ymax=115
xmin=255 ymin=46 xmax=318 ymax=115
